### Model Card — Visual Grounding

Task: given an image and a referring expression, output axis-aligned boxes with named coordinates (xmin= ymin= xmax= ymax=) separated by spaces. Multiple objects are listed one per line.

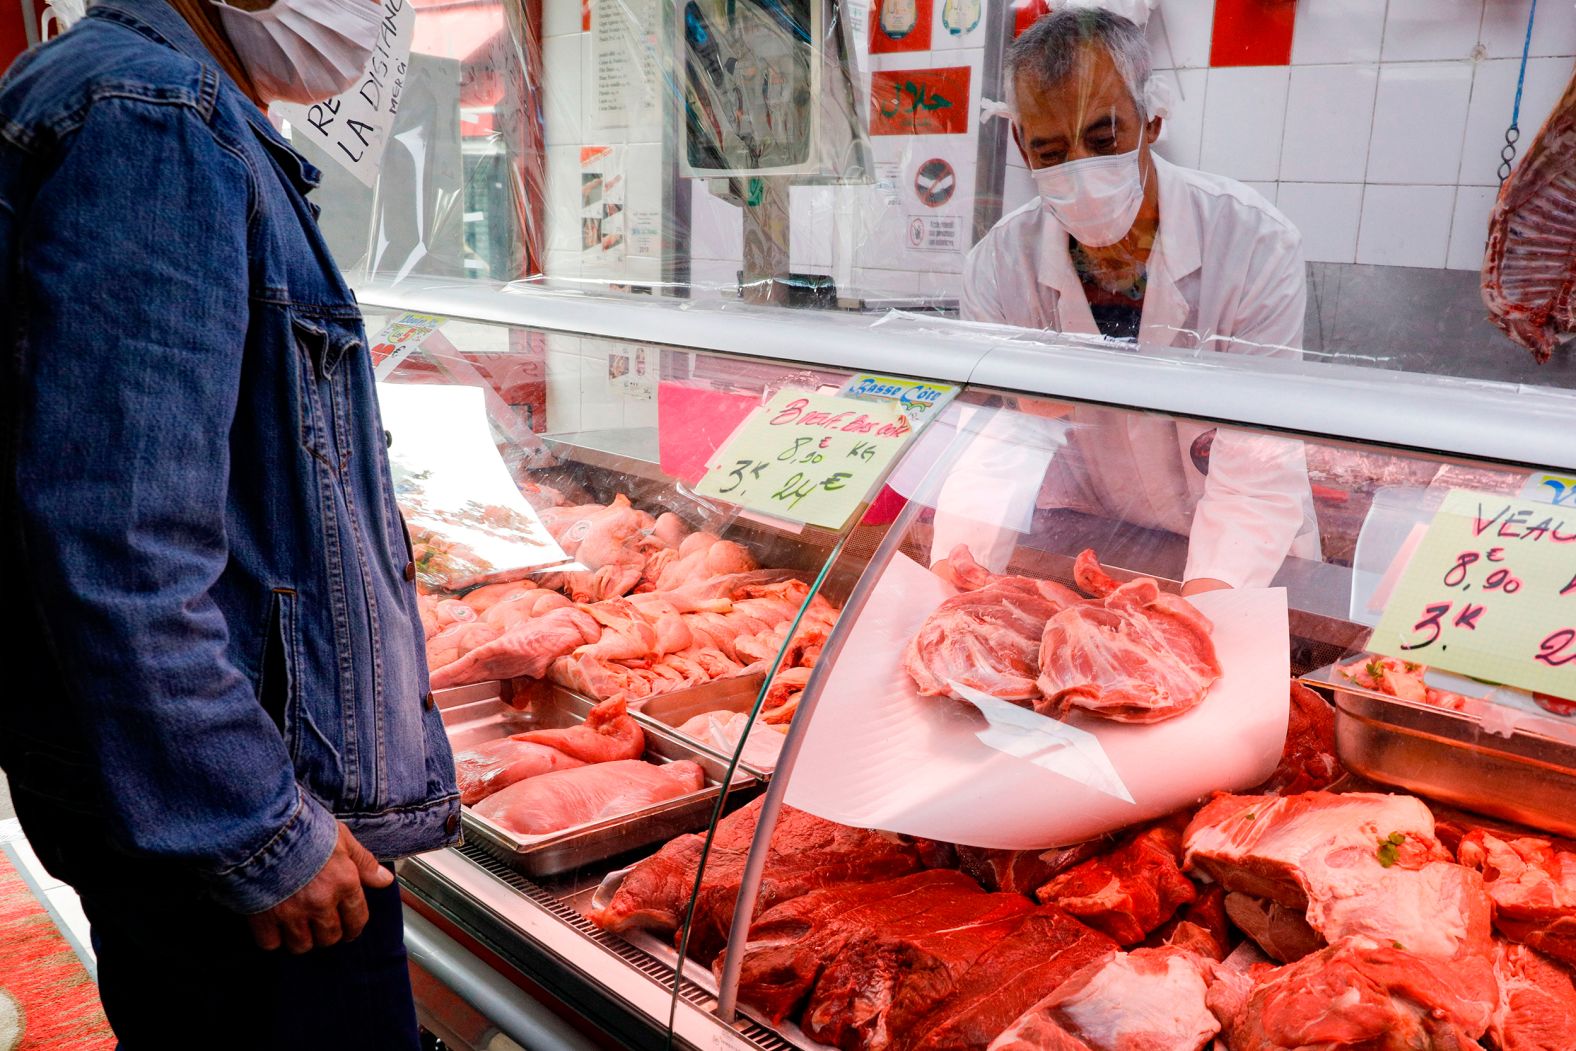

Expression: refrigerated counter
xmin=358 ymin=278 xmax=1576 ymax=1051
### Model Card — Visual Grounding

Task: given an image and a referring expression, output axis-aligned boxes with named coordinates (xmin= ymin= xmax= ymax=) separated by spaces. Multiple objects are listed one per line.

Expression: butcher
xmin=0 ymin=0 xmax=458 ymax=1047
xmin=933 ymin=9 xmax=1320 ymax=593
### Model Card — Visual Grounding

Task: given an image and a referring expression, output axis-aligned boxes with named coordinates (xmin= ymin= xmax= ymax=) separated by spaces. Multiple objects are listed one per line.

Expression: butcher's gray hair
xmin=1006 ymin=10 xmax=1153 ymax=121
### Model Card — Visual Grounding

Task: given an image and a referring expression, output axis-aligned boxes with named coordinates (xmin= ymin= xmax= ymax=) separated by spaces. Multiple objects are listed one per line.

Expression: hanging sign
xmin=273 ymin=0 xmax=415 ymax=188
xmin=693 ymin=389 xmax=918 ymax=529
xmin=1371 ymin=489 xmax=1576 ymax=701
xmin=837 ymin=374 xmax=958 ymax=419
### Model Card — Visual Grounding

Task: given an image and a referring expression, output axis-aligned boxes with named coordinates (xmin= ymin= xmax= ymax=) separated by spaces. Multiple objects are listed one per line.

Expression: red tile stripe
xmin=1210 ymin=0 xmax=1297 ymax=67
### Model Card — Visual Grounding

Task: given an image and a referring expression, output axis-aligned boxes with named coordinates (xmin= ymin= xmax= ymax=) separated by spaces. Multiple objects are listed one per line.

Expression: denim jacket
xmin=0 ymin=0 xmax=459 ymax=913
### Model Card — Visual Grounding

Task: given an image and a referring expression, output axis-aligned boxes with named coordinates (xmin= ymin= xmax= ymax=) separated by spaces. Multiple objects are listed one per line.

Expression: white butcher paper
xmin=785 ymin=553 xmax=1290 ymax=849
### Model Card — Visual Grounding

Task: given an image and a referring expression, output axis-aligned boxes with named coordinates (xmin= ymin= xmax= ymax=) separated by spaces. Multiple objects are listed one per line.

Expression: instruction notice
xmin=1372 ymin=489 xmax=1576 ymax=701
xmin=273 ymin=0 xmax=414 ymax=187
xmin=693 ymin=389 xmax=917 ymax=529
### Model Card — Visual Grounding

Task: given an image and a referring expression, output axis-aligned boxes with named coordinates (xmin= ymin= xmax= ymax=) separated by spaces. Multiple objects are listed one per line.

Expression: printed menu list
xmin=693 ymin=389 xmax=917 ymax=529
xmin=1371 ymin=489 xmax=1576 ymax=702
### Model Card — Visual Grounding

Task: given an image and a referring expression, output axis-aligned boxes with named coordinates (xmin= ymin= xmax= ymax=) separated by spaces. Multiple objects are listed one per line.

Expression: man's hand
xmin=246 ymin=822 xmax=392 ymax=953
xmin=1181 ymin=577 xmax=1232 ymax=598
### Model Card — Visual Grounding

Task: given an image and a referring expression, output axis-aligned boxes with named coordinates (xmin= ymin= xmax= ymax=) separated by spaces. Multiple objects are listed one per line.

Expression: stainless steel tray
xmin=441 ymin=683 xmax=761 ymax=877
xmin=1303 ymin=664 xmax=1576 ymax=837
xmin=630 ymin=674 xmax=779 ymax=781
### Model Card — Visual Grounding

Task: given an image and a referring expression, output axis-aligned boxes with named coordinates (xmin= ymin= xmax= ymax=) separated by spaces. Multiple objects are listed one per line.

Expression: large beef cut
xmin=1251 ymin=680 xmax=1342 ymax=795
xmin=1035 ymin=825 xmax=1196 ymax=945
xmin=726 ymin=870 xmax=986 ymax=1024
xmin=987 ymin=947 xmax=1221 ymax=1051
xmin=1036 ymin=557 xmax=1220 ymax=723
xmin=893 ymin=906 xmax=1116 ymax=1051
xmin=1222 ymin=892 xmax=1323 ymax=963
xmin=800 ymin=892 xmax=1035 ymax=1050
xmin=473 ymin=759 xmax=702 ymax=836
xmin=1152 ymin=884 xmax=1231 ymax=961
xmin=954 ymin=843 xmax=1105 ymax=897
xmin=454 ymin=737 xmax=587 ymax=806
xmin=1482 ymin=67 xmax=1576 ymax=363
xmin=1491 ymin=940 xmax=1576 ymax=1051
xmin=904 ymin=545 xmax=1082 ymax=703
xmin=1182 ymin=791 xmax=1494 ymax=961
xmin=1213 ymin=936 xmax=1498 ymax=1051
xmin=588 ymin=798 xmax=927 ymax=962
xmin=1458 ymin=828 xmax=1576 ymax=967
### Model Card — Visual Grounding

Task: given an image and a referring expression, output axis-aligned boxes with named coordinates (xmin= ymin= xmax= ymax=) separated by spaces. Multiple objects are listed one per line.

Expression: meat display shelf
xmin=400 ymin=844 xmax=798 ymax=1051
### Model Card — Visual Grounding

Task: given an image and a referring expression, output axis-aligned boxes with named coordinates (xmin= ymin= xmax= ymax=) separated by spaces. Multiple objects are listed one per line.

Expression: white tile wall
xmin=1459 ymin=56 xmax=1576 ymax=185
xmin=1200 ymin=67 xmax=1291 ymax=181
xmin=1356 ymin=184 xmax=1457 ymax=267
xmin=1480 ymin=0 xmax=1576 ymax=58
xmin=1148 ymin=0 xmax=1215 ymax=70
xmin=1292 ymin=0 xmax=1387 ymax=65
xmin=1382 ymin=0 xmax=1486 ymax=61
xmin=791 ymin=186 xmax=836 ymax=270
xmin=542 ymin=34 xmax=585 ymax=147
xmin=1280 ymin=64 xmax=1379 ymax=182
xmin=1243 ymin=181 xmax=1279 ymax=204
xmin=1447 ymin=184 xmax=1499 ymax=269
xmin=544 ymin=0 xmax=583 ymax=39
xmin=1278 ymin=182 xmax=1365 ymax=263
xmin=1366 ymin=62 xmax=1474 ymax=184
xmin=1154 ymin=68 xmax=1208 ymax=170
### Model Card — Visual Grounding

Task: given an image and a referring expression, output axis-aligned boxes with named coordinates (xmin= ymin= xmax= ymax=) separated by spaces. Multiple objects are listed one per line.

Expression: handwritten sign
xmin=369 ymin=312 xmax=444 ymax=378
xmin=1372 ymin=489 xmax=1576 ymax=701
xmin=838 ymin=374 xmax=957 ymax=419
xmin=693 ymin=389 xmax=918 ymax=529
xmin=273 ymin=0 xmax=413 ymax=187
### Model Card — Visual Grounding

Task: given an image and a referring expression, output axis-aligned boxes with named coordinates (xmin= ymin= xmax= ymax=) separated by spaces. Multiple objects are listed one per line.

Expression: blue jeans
xmin=82 ymin=881 xmax=420 ymax=1051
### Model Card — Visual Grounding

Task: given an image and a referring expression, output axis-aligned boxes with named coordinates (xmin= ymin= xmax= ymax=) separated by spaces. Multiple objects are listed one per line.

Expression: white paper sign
xmin=784 ymin=554 xmax=1289 ymax=849
xmin=274 ymin=0 xmax=415 ymax=187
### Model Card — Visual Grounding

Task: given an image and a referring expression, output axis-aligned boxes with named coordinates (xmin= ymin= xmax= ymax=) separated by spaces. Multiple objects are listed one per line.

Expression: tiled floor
xmin=0 ymin=814 xmax=95 ymax=976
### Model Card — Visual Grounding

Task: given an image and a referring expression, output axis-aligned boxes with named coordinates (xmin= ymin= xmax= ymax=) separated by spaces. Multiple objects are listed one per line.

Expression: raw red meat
xmin=894 ymin=907 xmax=1116 ymax=1051
xmin=905 ymin=545 xmax=1082 ymax=703
xmin=587 ymin=798 xmax=927 ymax=963
xmin=1223 ymin=892 xmax=1322 ymax=963
xmin=1214 ymin=936 xmax=1498 ymax=1051
xmin=1036 ymin=569 xmax=1220 ymax=723
xmin=726 ymin=870 xmax=991 ymax=1025
xmin=1182 ymin=791 xmax=1494 ymax=961
xmin=1482 ymin=67 xmax=1576 ymax=362
xmin=428 ymin=604 xmax=601 ymax=688
xmin=472 ymin=759 xmax=702 ymax=836
xmin=1490 ymin=940 xmax=1576 ymax=1051
xmin=988 ymin=947 xmax=1221 ymax=1051
xmin=955 ymin=843 xmax=1105 ymax=897
xmin=453 ymin=737 xmax=587 ymax=806
xmin=1251 ymin=680 xmax=1342 ymax=795
xmin=1035 ymin=825 xmax=1197 ymax=945
xmin=800 ymin=892 xmax=1035 ymax=1050
xmin=1150 ymin=884 xmax=1231 ymax=961
xmin=1457 ymin=828 xmax=1576 ymax=968
xmin=509 ymin=697 xmax=644 ymax=764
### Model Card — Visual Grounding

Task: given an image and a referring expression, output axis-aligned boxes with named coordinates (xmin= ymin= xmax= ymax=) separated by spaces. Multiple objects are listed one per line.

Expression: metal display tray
xmin=1302 ymin=664 xmax=1576 ymax=837
xmin=438 ymin=682 xmax=761 ymax=877
xmin=629 ymin=673 xmax=779 ymax=781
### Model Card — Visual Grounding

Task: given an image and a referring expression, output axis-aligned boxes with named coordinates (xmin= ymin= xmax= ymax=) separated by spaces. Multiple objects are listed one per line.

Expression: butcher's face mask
xmin=213 ymin=0 xmax=383 ymax=105
xmin=1013 ymin=46 xmax=1160 ymax=248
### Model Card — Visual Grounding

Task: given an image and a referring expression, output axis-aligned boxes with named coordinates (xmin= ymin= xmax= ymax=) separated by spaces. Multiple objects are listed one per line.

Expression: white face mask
xmin=1031 ymin=147 xmax=1146 ymax=248
xmin=214 ymin=0 xmax=384 ymax=105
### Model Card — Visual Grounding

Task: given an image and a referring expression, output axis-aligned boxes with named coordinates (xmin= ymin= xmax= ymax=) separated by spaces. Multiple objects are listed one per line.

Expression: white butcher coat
xmin=932 ymin=156 xmax=1321 ymax=588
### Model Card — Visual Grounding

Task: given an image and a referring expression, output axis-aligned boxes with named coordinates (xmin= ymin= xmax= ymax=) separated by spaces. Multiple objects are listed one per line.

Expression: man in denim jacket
xmin=0 ymin=0 xmax=459 ymax=1045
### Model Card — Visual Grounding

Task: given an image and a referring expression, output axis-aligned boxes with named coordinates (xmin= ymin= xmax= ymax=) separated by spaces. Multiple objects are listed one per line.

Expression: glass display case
xmin=362 ymin=279 xmax=1576 ymax=1051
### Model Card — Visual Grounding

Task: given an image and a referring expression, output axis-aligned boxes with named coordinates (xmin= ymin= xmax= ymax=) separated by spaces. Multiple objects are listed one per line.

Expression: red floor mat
xmin=0 ymin=849 xmax=114 ymax=1049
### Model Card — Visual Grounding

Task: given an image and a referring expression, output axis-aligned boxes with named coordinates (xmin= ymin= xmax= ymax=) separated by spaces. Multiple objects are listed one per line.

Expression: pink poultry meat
xmin=509 ymin=698 xmax=644 ymax=764
xmin=454 ymin=738 xmax=587 ymax=806
xmin=1037 ymin=554 xmax=1220 ymax=723
xmin=643 ymin=532 xmax=757 ymax=592
xmin=905 ymin=545 xmax=1083 ymax=703
xmin=987 ymin=947 xmax=1221 ymax=1051
xmin=536 ymin=495 xmax=659 ymax=602
xmin=428 ymin=605 xmax=601 ymax=688
xmin=473 ymin=759 xmax=704 ymax=836
xmin=478 ymin=588 xmax=572 ymax=630
xmin=426 ymin=621 xmax=502 ymax=671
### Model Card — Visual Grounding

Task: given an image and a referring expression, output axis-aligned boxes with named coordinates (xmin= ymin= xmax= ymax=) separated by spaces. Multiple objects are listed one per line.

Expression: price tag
xmin=837 ymin=373 xmax=958 ymax=419
xmin=693 ymin=389 xmax=918 ymax=529
xmin=369 ymin=312 xmax=444 ymax=378
xmin=1371 ymin=489 xmax=1576 ymax=700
